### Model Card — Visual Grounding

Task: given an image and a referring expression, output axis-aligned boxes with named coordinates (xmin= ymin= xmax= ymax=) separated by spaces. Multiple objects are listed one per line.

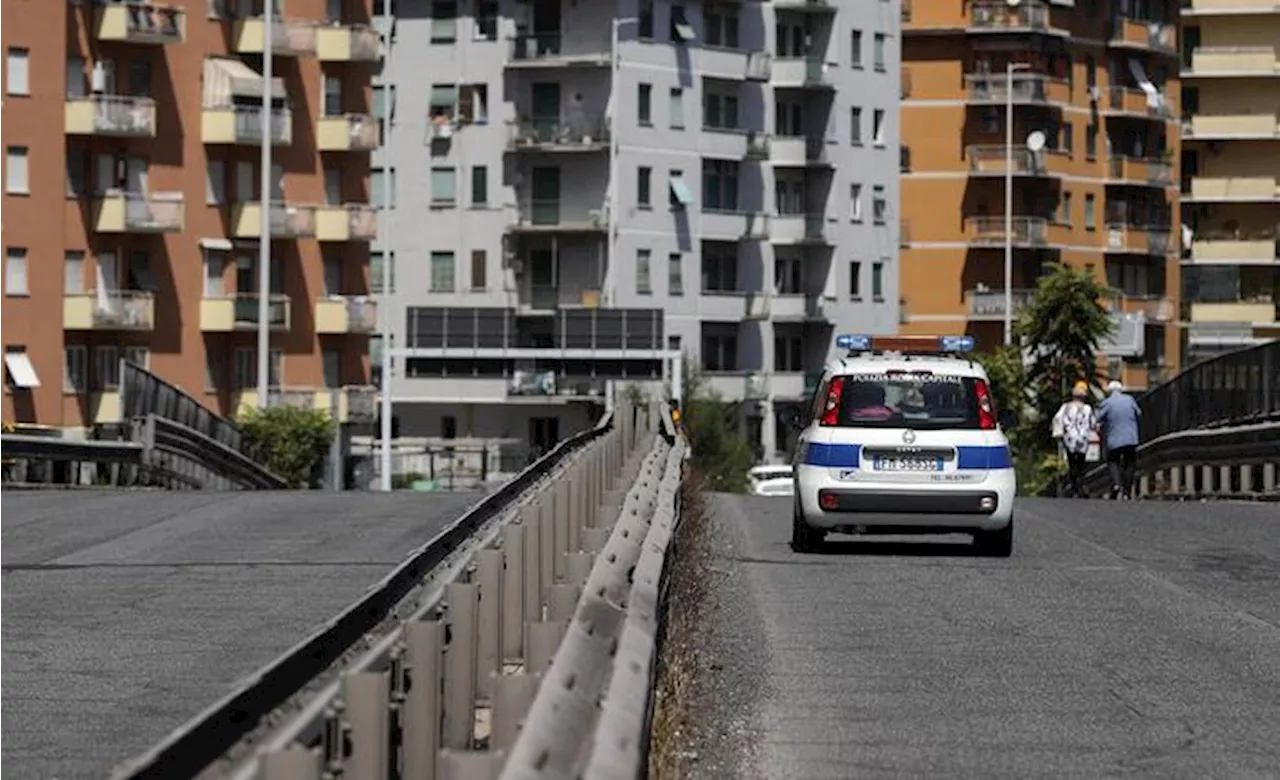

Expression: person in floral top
xmin=1052 ymin=381 xmax=1097 ymax=498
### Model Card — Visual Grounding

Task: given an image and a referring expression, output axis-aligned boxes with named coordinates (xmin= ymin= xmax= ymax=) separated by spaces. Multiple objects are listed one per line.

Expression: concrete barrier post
xmin=546 ymin=584 xmax=581 ymax=622
xmin=476 ymin=549 xmax=503 ymax=700
xmin=438 ymin=749 xmax=502 ymax=780
xmin=525 ymin=620 xmax=564 ymax=675
xmin=443 ymin=583 xmax=479 ymax=749
xmin=490 ymin=671 xmax=539 ymax=752
xmin=1201 ymin=465 xmax=1214 ymax=496
xmin=1184 ymin=465 xmax=1197 ymax=496
xmin=500 ymin=524 xmax=524 ymax=663
xmin=1241 ymin=463 xmax=1254 ymax=494
xmin=402 ymin=620 xmax=444 ymax=780
xmin=1219 ymin=465 xmax=1232 ymax=496
xmin=341 ymin=671 xmax=390 ymax=780
xmin=1139 ymin=473 xmax=1150 ymax=497
xmin=538 ymin=493 xmax=554 ymax=593
xmin=521 ymin=506 xmax=541 ymax=624
xmin=564 ymin=551 xmax=594 ymax=585
xmin=1265 ymin=462 xmax=1277 ymax=491
xmin=1169 ymin=466 xmax=1181 ymax=494
xmin=581 ymin=527 xmax=610 ymax=554
xmin=262 ymin=746 xmax=322 ymax=780
xmin=554 ymin=481 xmax=569 ymax=582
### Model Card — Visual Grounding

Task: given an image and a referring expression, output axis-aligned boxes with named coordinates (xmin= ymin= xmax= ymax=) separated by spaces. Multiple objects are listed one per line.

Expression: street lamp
xmin=378 ymin=12 xmax=394 ymax=491
xmin=1003 ymin=61 xmax=1032 ymax=347
xmin=256 ymin=3 xmax=277 ymax=406
xmin=607 ymin=17 xmax=638 ymax=302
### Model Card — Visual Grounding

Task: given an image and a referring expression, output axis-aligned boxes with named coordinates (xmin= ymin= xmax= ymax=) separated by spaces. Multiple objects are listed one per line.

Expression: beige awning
xmin=203 ymin=58 xmax=286 ymax=105
xmin=4 ymin=352 xmax=40 ymax=388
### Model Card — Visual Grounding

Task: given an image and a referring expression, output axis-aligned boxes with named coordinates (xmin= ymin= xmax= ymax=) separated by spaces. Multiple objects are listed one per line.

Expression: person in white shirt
xmin=1052 ymin=381 xmax=1097 ymax=498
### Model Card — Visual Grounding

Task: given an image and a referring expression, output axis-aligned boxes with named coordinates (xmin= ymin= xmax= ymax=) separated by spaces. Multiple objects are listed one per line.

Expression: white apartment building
xmin=373 ymin=0 xmax=901 ymax=461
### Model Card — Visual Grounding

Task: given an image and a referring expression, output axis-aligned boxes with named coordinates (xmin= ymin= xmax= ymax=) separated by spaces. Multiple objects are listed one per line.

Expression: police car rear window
xmin=836 ymin=372 xmax=983 ymax=430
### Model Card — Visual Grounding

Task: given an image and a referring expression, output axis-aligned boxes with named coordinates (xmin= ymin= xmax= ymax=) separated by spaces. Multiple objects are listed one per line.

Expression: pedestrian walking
xmin=1096 ymin=380 xmax=1142 ymax=500
xmin=1052 ymin=381 xmax=1097 ymax=498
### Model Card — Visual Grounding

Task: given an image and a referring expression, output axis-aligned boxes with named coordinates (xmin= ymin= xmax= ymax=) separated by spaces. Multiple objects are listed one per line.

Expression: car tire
xmin=791 ymin=506 xmax=825 ymax=553
xmin=974 ymin=517 xmax=1014 ymax=558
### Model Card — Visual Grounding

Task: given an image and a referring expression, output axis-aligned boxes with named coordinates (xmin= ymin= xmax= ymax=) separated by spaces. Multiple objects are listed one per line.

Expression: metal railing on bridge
xmin=1137 ymin=339 xmax=1278 ymax=441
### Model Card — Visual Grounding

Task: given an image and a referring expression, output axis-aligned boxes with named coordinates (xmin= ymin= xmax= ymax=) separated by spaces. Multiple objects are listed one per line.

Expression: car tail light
xmin=820 ymin=491 xmax=839 ymax=510
xmin=819 ymin=376 xmax=845 ymax=427
xmin=975 ymin=379 xmax=997 ymax=430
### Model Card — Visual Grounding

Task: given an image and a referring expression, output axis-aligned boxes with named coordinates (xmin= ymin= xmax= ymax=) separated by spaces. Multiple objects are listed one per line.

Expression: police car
xmin=786 ymin=335 xmax=1017 ymax=557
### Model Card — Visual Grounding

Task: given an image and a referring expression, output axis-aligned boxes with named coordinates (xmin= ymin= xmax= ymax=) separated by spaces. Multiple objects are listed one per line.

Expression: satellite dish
xmin=1007 ymin=0 xmax=1022 ymax=6
xmin=1026 ymin=130 xmax=1047 ymax=152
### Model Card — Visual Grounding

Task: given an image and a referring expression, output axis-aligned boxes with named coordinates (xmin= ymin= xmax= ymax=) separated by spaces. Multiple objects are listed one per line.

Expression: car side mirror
xmin=781 ymin=407 xmax=805 ymax=430
xmin=998 ymin=409 xmax=1017 ymax=430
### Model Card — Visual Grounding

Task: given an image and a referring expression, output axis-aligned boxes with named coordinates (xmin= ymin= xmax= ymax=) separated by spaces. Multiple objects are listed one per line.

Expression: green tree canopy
xmin=680 ymin=362 xmax=754 ymax=493
xmin=237 ymin=405 xmax=336 ymax=488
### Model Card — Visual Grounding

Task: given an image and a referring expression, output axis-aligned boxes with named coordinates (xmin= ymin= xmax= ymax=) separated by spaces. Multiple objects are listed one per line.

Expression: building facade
xmin=2 ymin=0 xmax=376 ymax=432
xmin=376 ymin=0 xmax=900 ymax=461
xmin=1179 ymin=0 xmax=1279 ymax=362
xmin=901 ymin=0 xmax=1182 ymax=388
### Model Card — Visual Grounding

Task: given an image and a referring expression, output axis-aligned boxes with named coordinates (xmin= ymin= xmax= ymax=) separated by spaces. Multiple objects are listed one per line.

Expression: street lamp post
xmin=1004 ymin=62 xmax=1031 ymax=347
xmin=607 ymin=17 xmax=638 ymax=303
xmin=378 ymin=14 xmax=394 ymax=491
xmin=256 ymin=3 xmax=276 ymax=405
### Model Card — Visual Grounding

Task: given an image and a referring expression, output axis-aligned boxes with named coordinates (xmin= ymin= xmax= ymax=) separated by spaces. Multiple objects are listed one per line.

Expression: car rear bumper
xmin=797 ymin=467 xmax=1015 ymax=532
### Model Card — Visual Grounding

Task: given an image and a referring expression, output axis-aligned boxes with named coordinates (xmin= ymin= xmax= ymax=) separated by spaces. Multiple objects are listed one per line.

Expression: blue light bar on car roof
xmin=836 ymin=335 xmax=977 ymax=353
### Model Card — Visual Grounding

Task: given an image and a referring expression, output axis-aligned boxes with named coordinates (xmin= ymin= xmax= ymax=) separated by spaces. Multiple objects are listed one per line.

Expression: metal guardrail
xmin=122 ymin=361 xmax=251 ymax=455
xmin=111 ymin=399 xmax=647 ymax=780
xmin=1137 ymin=340 xmax=1278 ymax=442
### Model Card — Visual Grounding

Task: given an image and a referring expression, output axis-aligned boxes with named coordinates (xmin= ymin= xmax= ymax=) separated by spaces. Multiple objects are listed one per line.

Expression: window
xmin=705 ymin=3 xmax=739 ymax=48
xmin=323 ymin=74 xmax=342 ymax=116
xmin=470 ymin=249 xmax=486 ymax=290
xmin=65 ymin=346 xmax=88 ymax=393
xmin=636 ymin=249 xmax=652 ymax=294
xmin=471 ymin=165 xmax=487 ymax=205
xmin=127 ymin=59 xmax=150 ymax=96
xmin=703 ymin=91 xmax=739 ymax=129
xmin=66 ymin=55 xmax=85 ymax=98
xmin=431 ymin=0 xmax=457 ymax=42
xmin=430 ymin=251 xmax=455 ymax=292
xmin=234 ymin=348 xmax=254 ymax=389
xmin=95 ymin=345 xmax=120 ymax=390
xmin=872 ymin=185 xmax=887 ymax=224
xmin=670 ymin=5 xmax=695 ymax=42
xmin=669 ymin=253 xmax=683 ymax=295
xmin=872 ymin=262 xmax=884 ymax=300
xmin=206 ymin=160 xmax=225 ymax=205
xmin=323 ymin=349 xmax=341 ymax=388
xmin=638 ymin=83 xmax=652 ymax=125
xmin=850 ymin=30 xmax=862 ymax=68
xmin=429 ymin=84 xmax=459 ymax=122
xmin=1061 ymin=121 xmax=1073 ymax=154
xmin=205 ymin=349 xmax=224 ymax=391
xmin=850 ymin=183 xmax=863 ymax=221
xmin=6 ymin=147 xmax=29 ymax=194
xmin=775 ymin=255 xmax=802 ymax=294
xmin=203 ymin=252 xmax=226 ymax=296
xmin=702 ymin=244 xmax=737 ymax=291
xmin=7 ymin=48 xmax=29 ymax=95
xmin=669 ymin=170 xmax=694 ymax=207
xmin=774 ymin=333 xmax=804 ymax=371
xmin=431 ymin=167 xmax=457 ymax=205
xmin=702 ymin=160 xmax=739 ymax=211
xmin=5 ymin=248 xmax=28 ymax=295
xmin=1086 ymin=122 xmax=1097 ymax=159
xmin=701 ymin=327 xmax=737 ymax=371
xmin=371 ymin=167 xmax=395 ymax=208
xmin=1086 ymin=56 xmax=1097 ymax=88
xmin=850 ymin=107 xmax=862 ymax=144
xmin=1084 ymin=194 xmax=1096 ymax=229
xmin=872 ymin=109 xmax=886 ymax=145
xmin=371 ymin=250 xmax=395 ymax=293
xmin=67 ymin=146 xmax=86 ymax=197
xmin=373 ymin=84 xmax=395 ymax=140
xmin=324 ymin=167 xmax=341 ymax=205
xmin=65 ymin=251 xmax=85 ymax=294
xmin=637 ymin=166 xmax=651 ymax=206
xmin=475 ymin=0 xmax=497 ymax=40
xmin=669 ymin=87 xmax=684 ymax=129
xmin=873 ymin=33 xmax=886 ymax=71
xmin=639 ymin=0 xmax=654 ymax=38
xmin=1060 ymin=191 xmax=1073 ymax=225
xmin=323 ymin=251 xmax=341 ymax=295
xmin=458 ymin=83 xmax=488 ymax=124
xmin=849 ymin=261 xmax=862 ymax=298
xmin=124 ymin=346 xmax=149 ymax=371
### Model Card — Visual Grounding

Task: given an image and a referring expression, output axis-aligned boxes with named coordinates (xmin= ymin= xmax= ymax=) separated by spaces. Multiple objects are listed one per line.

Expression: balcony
xmin=1187 ymin=176 xmax=1280 ymax=201
xmin=1109 ymin=16 xmax=1176 ymax=53
xmin=315 ymin=296 xmax=378 ymax=334
xmin=701 ymin=210 xmax=771 ymax=242
xmin=93 ymin=191 xmax=184 ymax=234
xmin=1106 ymin=293 xmax=1176 ymax=323
xmin=965 ymin=288 xmax=1036 ymax=320
xmin=1190 ymin=237 xmax=1278 ymax=264
xmin=1107 ymin=155 xmax=1175 ymax=187
xmin=745 ymin=52 xmax=772 ymax=81
xmin=965 ymin=73 xmax=1070 ymax=106
xmin=703 ymin=372 xmax=768 ymax=402
xmin=200 ymin=294 xmax=291 ymax=332
xmin=233 ymin=16 xmax=317 ymax=57
xmin=63 ymin=291 xmax=155 ymax=331
xmin=231 ymin=386 xmax=376 ymax=423
xmin=508 ymin=201 xmax=607 ymax=234
xmin=1186 ymin=46 xmax=1280 ymax=76
xmin=316 ymin=24 xmax=381 ymax=62
xmin=202 ymin=105 xmax=293 ymax=146
xmin=316 ymin=204 xmax=376 ymax=242
xmin=772 ymin=0 xmax=836 ymax=12
xmin=1190 ymin=300 xmax=1279 ymax=323
xmin=967 ymin=1 xmax=1057 ymax=33
xmin=317 ymin=113 xmax=378 ymax=151
xmin=770 ymin=136 xmax=833 ymax=166
xmin=94 ymin=1 xmax=184 ymax=45
xmin=771 ymin=294 xmax=832 ymax=321
xmin=231 ymin=202 xmax=318 ymax=239
xmin=517 ymin=285 xmax=603 ymax=312
xmin=771 ymin=58 xmax=835 ymax=89
xmin=1182 ymin=0 xmax=1280 ymax=14
xmin=65 ymin=95 xmax=156 ymax=137
xmin=1103 ymin=86 xmax=1175 ymax=119
xmin=1103 ymin=224 xmax=1175 ymax=255
xmin=965 ymin=216 xmax=1049 ymax=247
xmin=1183 ymin=113 xmax=1280 ymax=139
xmin=966 ymin=145 xmax=1070 ymax=177
xmin=506 ymin=119 xmax=609 ymax=152
xmin=507 ymin=31 xmax=610 ymax=68
xmin=769 ymin=213 xmax=830 ymax=244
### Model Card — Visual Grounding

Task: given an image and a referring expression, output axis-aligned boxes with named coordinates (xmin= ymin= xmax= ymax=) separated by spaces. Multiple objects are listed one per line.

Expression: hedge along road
xmin=668 ymin=494 xmax=1280 ymax=779
xmin=1 ymin=488 xmax=484 ymax=780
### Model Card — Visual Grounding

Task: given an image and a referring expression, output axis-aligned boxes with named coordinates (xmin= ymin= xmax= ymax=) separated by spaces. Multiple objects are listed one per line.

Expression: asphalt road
xmin=681 ymin=495 xmax=1280 ymax=779
xmin=1 ymin=489 xmax=483 ymax=780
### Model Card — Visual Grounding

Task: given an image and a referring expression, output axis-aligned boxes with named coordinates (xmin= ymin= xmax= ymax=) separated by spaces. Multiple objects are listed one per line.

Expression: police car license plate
xmin=873 ymin=455 xmax=943 ymax=472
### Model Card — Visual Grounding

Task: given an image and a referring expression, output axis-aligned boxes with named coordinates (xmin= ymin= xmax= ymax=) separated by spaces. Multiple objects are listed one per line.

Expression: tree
xmin=679 ymin=361 xmax=755 ymax=493
xmin=238 ymin=405 xmax=336 ymax=488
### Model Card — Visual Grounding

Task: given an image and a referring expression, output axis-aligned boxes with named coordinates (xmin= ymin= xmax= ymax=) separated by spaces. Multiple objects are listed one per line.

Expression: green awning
xmin=669 ymin=176 xmax=694 ymax=206
xmin=430 ymin=85 xmax=458 ymax=108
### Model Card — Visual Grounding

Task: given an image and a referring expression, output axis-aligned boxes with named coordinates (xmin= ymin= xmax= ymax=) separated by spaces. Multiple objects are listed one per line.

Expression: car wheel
xmin=791 ymin=506 xmax=825 ymax=553
xmin=974 ymin=517 xmax=1014 ymax=558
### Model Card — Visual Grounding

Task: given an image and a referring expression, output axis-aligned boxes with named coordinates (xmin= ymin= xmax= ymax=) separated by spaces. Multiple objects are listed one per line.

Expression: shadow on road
xmin=801 ymin=538 xmax=981 ymax=557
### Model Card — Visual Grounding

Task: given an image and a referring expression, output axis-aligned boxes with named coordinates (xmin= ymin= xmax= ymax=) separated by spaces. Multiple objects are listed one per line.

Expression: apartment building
xmin=900 ymin=0 xmax=1181 ymax=388
xmin=376 ymin=0 xmax=900 ymax=461
xmin=1179 ymin=0 xmax=1280 ymax=362
xmin=2 ymin=0 xmax=377 ymax=432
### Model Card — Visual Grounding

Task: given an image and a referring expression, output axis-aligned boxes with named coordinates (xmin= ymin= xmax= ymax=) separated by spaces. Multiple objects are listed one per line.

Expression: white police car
xmin=786 ymin=335 xmax=1017 ymax=557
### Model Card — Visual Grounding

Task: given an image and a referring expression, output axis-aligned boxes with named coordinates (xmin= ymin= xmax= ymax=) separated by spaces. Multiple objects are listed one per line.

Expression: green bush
xmin=680 ymin=363 xmax=755 ymax=494
xmin=237 ymin=405 xmax=336 ymax=488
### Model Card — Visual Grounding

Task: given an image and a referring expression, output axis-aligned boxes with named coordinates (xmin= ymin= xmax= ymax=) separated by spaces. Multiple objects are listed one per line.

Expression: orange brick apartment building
xmin=900 ymin=0 xmax=1181 ymax=388
xmin=2 ymin=0 xmax=378 ymax=431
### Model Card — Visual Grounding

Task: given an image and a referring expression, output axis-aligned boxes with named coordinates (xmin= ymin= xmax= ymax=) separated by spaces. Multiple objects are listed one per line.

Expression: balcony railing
xmin=93 ymin=191 xmax=184 ymax=234
xmin=1190 ymin=236 xmax=1278 ymax=263
xmin=1188 ymin=176 xmax=1280 ymax=201
xmin=1188 ymin=46 xmax=1280 ymax=75
xmin=968 ymin=1 xmax=1052 ymax=31
xmin=1110 ymin=16 xmax=1176 ymax=53
xmin=65 ymin=95 xmax=156 ymax=137
xmin=1107 ymin=155 xmax=1175 ymax=186
xmin=965 ymin=288 xmax=1036 ymax=319
xmin=771 ymin=57 xmax=832 ymax=87
xmin=770 ymin=212 xmax=829 ymax=243
xmin=63 ymin=291 xmax=156 ymax=331
xmin=507 ymin=31 xmax=610 ymax=65
xmin=966 ymin=144 xmax=1066 ymax=176
xmin=702 ymin=209 xmax=771 ymax=241
xmin=317 ymin=113 xmax=378 ymax=151
xmin=1105 ymin=86 xmax=1175 ymax=119
xmin=1184 ymin=113 xmax=1280 ymax=138
xmin=200 ymin=294 xmax=292 ymax=332
xmin=317 ymin=204 xmax=377 ymax=242
xmin=1189 ymin=300 xmax=1280 ymax=323
xmin=315 ymin=296 xmax=378 ymax=334
xmin=202 ymin=104 xmax=293 ymax=145
xmin=965 ymin=73 xmax=1068 ymax=105
xmin=507 ymin=119 xmax=609 ymax=150
xmin=316 ymin=23 xmax=381 ymax=62
xmin=1104 ymin=223 xmax=1175 ymax=255
xmin=1107 ymin=293 xmax=1176 ymax=322
xmin=94 ymin=1 xmax=184 ymax=44
xmin=231 ymin=202 xmax=319 ymax=239
xmin=965 ymin=216 xmax=1049 ymax=246
xmin=234 ymin=16 xmax=318 ymax=56
xmin=510 ymin=201 xmax=607 ymax=232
